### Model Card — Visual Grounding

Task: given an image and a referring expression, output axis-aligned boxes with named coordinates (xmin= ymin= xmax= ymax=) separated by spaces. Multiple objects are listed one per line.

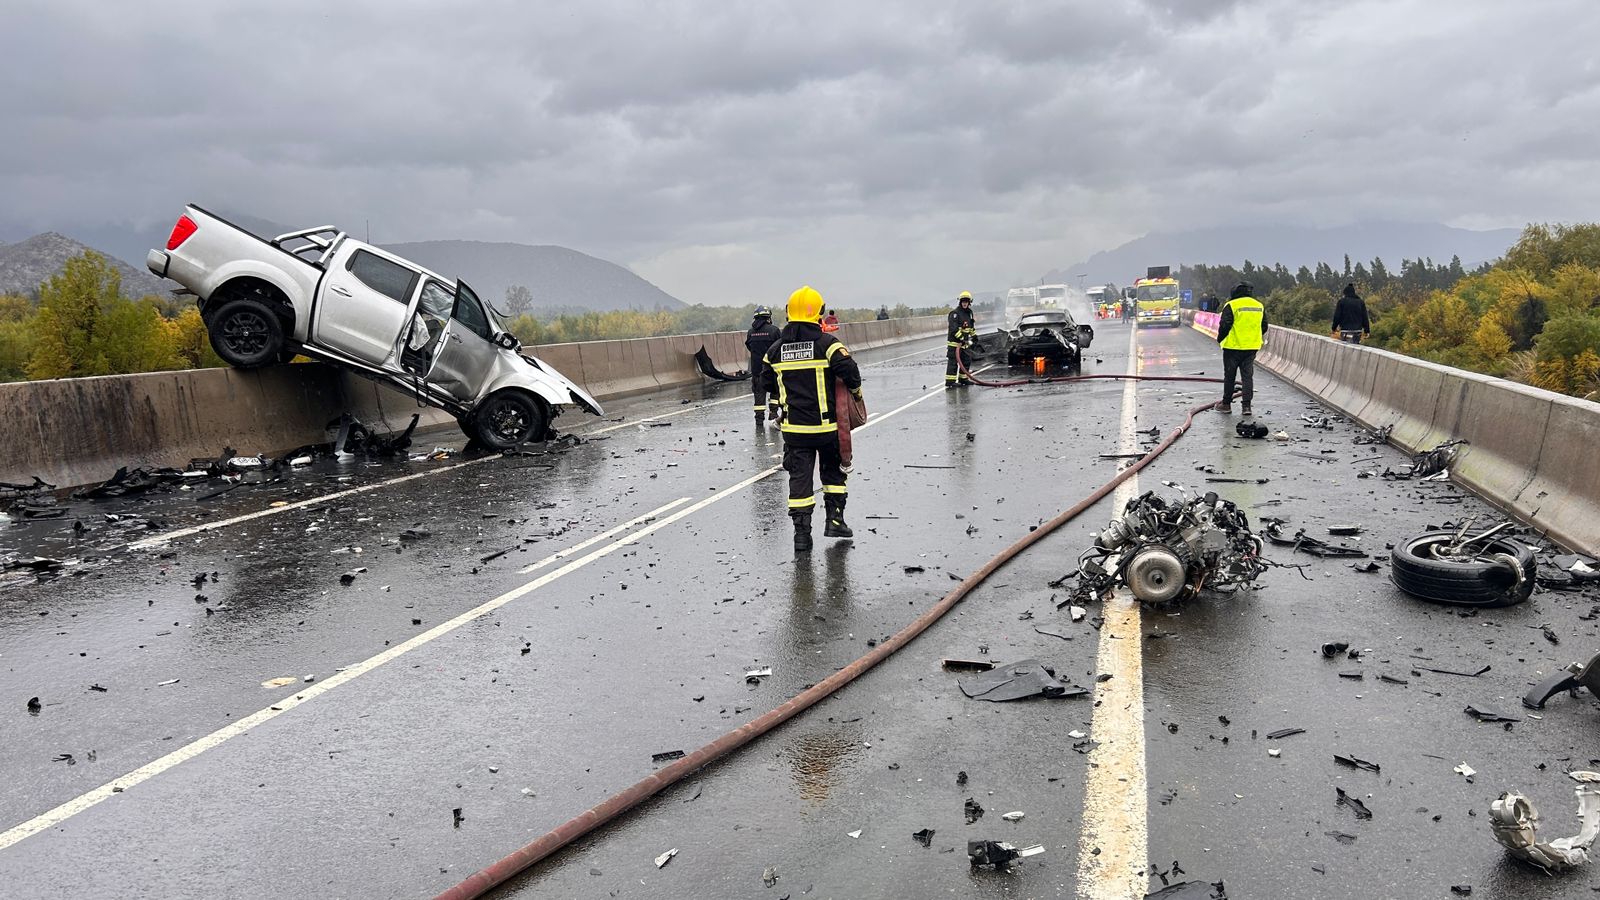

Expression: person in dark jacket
xmin=745 ymin=305 xmax=781 ymax=427
xmin=945 ymin=292 xmax=976 ymax=387
xmin=1216 ymin=282 xmax=1268 ymax=415
xmin=763 ymin=286 xmax=864 ymax=552
xmin=876 ymin=305 xmax=890 ymax=321
xmin=1331 ymin=283 xmax=1370 ymax=344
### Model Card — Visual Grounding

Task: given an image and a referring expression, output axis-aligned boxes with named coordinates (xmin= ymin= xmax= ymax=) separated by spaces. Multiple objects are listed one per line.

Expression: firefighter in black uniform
xmin=745 ymin=305 xmax=781 ymax=427
xmin=945 ymin=291 xmax=976 ymax=387
xmin=762 ymin=285 xmax=864 ymax=552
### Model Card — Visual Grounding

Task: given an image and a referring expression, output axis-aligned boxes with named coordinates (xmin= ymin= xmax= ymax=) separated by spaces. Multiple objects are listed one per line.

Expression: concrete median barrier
xmin=1251 ymin=326 xmax=1600 ymax=555
xmin=0 ymin=315 xmax=945 ymax=490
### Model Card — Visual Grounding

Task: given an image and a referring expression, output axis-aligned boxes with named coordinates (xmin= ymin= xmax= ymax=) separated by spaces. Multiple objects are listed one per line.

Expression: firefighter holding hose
xmin=763 ymin=286 xmax=864 ymax=552
xmin=946 ymin=291 xmax=976 ymax=387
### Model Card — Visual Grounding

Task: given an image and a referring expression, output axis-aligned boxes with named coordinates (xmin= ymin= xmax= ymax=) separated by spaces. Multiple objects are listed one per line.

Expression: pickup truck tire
xmin=472 ymin=390 xmax=548 ymax=450
xmin=208 ymin=297 xmax=286 ymax=368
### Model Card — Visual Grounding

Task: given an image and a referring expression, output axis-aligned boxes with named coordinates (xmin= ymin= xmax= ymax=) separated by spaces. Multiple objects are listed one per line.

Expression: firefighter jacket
xmin=762 ymin=322 xmax=863 ymax=438
xmin=745 ymin=318 xmax=780 ymax=361
xmin=947 ymin=306 xmax=976 ymax=346
xmin=1217 ymin=296 xmax=1268 ymax=350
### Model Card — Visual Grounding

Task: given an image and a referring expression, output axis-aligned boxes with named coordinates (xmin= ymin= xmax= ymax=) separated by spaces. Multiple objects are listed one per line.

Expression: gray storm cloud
xmin=3 ymin=0 xmax=1597 ymax=305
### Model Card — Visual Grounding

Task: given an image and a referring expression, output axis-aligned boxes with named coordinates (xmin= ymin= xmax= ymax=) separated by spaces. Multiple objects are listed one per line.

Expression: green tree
xmin=27 ymin=251 xmax=123 ymax=378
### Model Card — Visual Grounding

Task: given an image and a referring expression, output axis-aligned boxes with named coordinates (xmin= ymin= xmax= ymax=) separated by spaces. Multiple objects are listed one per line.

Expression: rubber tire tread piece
xmin=207 ymin=296 xmax=286 ymax=369
xmin=1390 ymin=531 xmax=1536 ymax=608
xmin=472 ymin=390 xmax=548 ymax=451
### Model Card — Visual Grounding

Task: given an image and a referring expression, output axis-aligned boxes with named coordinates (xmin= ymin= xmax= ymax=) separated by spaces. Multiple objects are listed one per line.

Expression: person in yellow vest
xmin=1215 ymin=282 xmax=1268 ymax=416
xmin=762 ymin=286 xmax=864 ymax=552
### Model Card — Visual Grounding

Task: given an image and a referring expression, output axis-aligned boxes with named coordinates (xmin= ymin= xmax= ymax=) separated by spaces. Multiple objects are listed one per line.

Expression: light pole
xmin=1076 ymin=273 xmax=1087 ymax=292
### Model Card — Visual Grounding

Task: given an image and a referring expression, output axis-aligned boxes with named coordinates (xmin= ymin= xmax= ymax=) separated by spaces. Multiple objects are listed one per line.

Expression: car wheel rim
xmin=489 ymin=404 xmax=529 ymax=443
xmin=222 ymin=311 xmax=270 ymax=356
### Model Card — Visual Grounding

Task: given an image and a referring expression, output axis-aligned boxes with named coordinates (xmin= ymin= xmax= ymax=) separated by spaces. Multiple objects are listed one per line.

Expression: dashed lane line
xmin=0 ymin=375 xmax=954 ymax=852
xmin=1075 ymin=322 xmax=1150 ymax=898
xmin=128 ymin=340 xmax=944 ymax=550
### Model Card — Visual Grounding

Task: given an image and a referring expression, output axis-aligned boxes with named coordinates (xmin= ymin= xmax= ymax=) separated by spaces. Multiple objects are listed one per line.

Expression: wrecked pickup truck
xmin=147 ymin=205 xmax=602 ymax=449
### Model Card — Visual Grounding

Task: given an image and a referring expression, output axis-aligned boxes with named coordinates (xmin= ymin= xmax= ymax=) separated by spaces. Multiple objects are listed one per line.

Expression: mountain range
xmin=0 ymin=232 xmax=172 ymax=298
xmin=1040 ymin=222 xmax=1521 ymax=288
xmin=0 ymin=214 xmax=685 ymax=313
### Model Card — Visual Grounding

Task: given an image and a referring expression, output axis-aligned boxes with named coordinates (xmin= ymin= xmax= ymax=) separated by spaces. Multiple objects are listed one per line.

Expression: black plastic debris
xmin=1033 ymin=625 xmax=1072 ymax=641
xmin=1464 ymin=705 xmax=1521 ymax=724
xmin=1523 ymin=651 xmax=1600 ymax=710
xmin=1336 ymin=787 xmax=1373 ymax=819
xmin=1262 ymin=520 xmax=1366 ymax=558
xmin=964 ymin=798 xmax=984 ymax=824
xmin=693 ymin=347 xmax=749 ymax=382
xmin=1324 ymin=830 xmax=1358 ymax=845
xmin=1145 ymin=881 xmax=1227 ymax=899
xmin=942 ymin=658 xmax=994 ymax=672
xmin=26 ymin=697 xmax=40 ymax=712
xmin=958 ymin=659 xmax=1088 ymax=702
xmin=967 ymin=840 xmax=1042 ymax=869
xmin=1328 ymin=525 xmax=1363 ymax=536
xmin=652 ymin=749 xmax=686 ymax=763
xmin=399 ymin=528 xmax=432 ymax=541
xmin=1265 ymin=728 xmax=1305 ymax=740
xmin=956 ymin=770 xmax=968 ymax=786
xmin=3 ymin=556 xmax=65 ymax=574
xmin=1450 ymin=887 xmax=1471 ymax=897
xmin=1384 ymin=439 xmax=1465 ymax=480
xmin=1235 ymin=421 xmax=1268 ymax=439
xmin=1417 ymin=664 xmax=1491 ymax=678
xmin=1320 ymin=642 xmax=1349 ymax=658
xmin=912 ymin=828 xmax=935 ymax=848
xmin=452 ymin=807 xmax=463 ymax=828
xmin=1334 ymin=754 xmax=1381 ymax=773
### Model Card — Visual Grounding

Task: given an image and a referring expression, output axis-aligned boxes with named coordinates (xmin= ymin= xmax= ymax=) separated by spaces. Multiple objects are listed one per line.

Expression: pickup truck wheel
xmin=472 ymin=391 xmax=548 ymax=451
xmin=208 ymin=297 xmax=286 ymax=368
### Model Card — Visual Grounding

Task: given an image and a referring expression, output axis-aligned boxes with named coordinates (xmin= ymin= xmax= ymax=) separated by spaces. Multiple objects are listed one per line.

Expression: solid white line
xmin=0 ymin=379 xmax=956 ymax=851
xmin=1076 ymin=324 xmax=1150 ymax=898
xmin=517 ymin=498 xmax=690 ymax=574
xmin=126 ymin=458 xmax=495 ymax=550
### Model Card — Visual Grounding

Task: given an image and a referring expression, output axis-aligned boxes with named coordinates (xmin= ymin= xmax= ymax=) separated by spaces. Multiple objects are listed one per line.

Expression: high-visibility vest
xmin=1220 ymin=296 xmax=1265 ymax=350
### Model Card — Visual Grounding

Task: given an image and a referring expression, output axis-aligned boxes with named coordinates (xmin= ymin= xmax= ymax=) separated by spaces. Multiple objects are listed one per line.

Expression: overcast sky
xmin=4 ymin=0 xmax=1597 ymax=306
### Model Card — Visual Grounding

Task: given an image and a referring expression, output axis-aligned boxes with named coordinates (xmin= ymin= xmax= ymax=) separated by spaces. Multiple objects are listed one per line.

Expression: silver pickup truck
xmin=147 ymin=205 xmax=602 ymax=449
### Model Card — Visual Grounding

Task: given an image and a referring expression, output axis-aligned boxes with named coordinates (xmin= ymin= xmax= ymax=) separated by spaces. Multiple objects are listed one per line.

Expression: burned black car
xmin=1005 ymin=310 xmax=1094 ymax=370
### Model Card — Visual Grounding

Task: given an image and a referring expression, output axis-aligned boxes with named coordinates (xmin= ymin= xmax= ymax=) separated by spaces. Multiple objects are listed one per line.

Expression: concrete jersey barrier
xmin=0 ymin=315 xmax=947 ymax=491
xmin=1187 ymin=317 xmax=1600 ymax=555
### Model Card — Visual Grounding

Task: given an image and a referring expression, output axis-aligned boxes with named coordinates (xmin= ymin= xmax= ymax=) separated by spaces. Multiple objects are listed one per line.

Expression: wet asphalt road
xmin=2 ymin=325 xmax=1599 ymax=900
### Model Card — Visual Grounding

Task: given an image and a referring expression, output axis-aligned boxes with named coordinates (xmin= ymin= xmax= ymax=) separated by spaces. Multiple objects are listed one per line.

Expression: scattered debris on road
xmin=911 ymin=828 xmax=935 ymax=847
xmin=1391 ymin=521 xmax=1534 ymax=607
xmin=964 ymin=798 xmax=984 ymax=824
xmin=1523 ymin=651 xmax=1600 ymax=710
xmin=654 ymin=848 xmax=678 ymax=868
xmin=1335 ymin=787 xmax=1373 ymax=819
xmin=967 ymin=840 xmax=1043 ymax=869
xmin=1144 ymin=881 xmax=1228 ymax=899
xmin=651 ymin=749 xmax=686 ymax=763
xmin=957 ymin=659 xmax=1087 ymax=702
xmin=1490 ymin=771 xmax=1600 ymax=873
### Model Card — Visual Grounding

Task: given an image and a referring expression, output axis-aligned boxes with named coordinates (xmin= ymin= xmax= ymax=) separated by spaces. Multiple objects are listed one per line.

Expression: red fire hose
xmin=435 ymin=378 xmax=1223 ymax=900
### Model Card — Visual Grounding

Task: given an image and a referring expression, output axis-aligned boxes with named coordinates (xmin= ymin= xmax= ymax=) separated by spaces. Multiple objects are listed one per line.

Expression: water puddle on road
xmin=783 ymin=727 xmax=863 ymax=804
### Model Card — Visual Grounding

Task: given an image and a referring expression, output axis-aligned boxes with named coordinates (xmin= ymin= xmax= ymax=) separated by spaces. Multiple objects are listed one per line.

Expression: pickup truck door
xmin=425 ymin=280 xmax=500 ymax=402
xmin=314 ymin=246 xmax=419 ymax=366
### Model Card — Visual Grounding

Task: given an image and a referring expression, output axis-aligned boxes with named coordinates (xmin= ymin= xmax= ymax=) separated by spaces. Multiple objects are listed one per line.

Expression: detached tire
xmin=208 ymin=297 xmax=286 ymax=368
xmin=471 ymin=391 xmax=548 ymax=451
xmin=1390 ymin=531 xmax=1535 ymax=608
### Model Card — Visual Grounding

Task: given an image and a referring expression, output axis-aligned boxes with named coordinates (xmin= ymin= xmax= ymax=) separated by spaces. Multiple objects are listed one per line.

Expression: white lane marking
xmin=129 ymin=339 xmax=945 ymax=548
xmin=517 ymin=499 xmax=691 ymax=574
xmin=1076 ymin=324 xmax=1149 ymax=899
xmin=0 ymin=381 xmax=955 ymax=850
xmin=126 ymin=459 xmax=494 ymax=550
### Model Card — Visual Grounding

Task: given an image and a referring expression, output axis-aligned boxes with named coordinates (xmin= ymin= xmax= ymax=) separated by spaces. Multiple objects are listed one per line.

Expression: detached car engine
xmin=1069 ymin=489 xmax=1267 ymax=603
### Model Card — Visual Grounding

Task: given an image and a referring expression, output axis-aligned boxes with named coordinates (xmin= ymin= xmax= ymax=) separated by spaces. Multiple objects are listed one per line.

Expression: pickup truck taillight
xmin=166 ymin=215 xmax=198 ymax=250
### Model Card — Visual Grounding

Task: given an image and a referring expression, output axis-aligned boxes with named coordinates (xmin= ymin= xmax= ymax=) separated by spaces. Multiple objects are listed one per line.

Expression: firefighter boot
xmin=823 ymin=496 xmax=853 ymax=539
xmin=756 ymin=412 xmax=766 ymax=429
xmin=792 ymin=511 xmax=813 ymax=552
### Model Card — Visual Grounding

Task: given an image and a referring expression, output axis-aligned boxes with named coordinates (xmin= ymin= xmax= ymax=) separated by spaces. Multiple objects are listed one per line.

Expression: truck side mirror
xmin=494 ymin=332 xmax=520 ymax=351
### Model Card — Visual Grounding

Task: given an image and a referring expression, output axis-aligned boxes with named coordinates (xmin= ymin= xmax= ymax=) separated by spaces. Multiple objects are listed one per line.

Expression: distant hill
xmin=383 ymin=239 xmax=685 ymax=313
xmin=1042 ymin=222 xmax=1521 ymax=287
xmin=0 ymin=232 xmax=172 ymax=298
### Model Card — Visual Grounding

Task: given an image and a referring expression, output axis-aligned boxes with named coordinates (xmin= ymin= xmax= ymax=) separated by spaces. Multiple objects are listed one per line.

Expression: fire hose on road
xmin=436 ymin=367 xmax=1225 ymax=900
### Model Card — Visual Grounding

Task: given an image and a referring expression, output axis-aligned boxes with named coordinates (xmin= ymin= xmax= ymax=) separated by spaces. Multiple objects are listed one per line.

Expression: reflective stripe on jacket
xmin=762 ymin=322 xmax=863 ymax=436
xmin=1218 ymin=296 xmax=1266 ymax=350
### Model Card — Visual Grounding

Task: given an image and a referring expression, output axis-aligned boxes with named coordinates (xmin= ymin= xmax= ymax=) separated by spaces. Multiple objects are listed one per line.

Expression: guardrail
xmin=0 ymin=315 xmax=947 ymax=491
xmin=1186 ymin=314 xmax=1600 ymax=554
